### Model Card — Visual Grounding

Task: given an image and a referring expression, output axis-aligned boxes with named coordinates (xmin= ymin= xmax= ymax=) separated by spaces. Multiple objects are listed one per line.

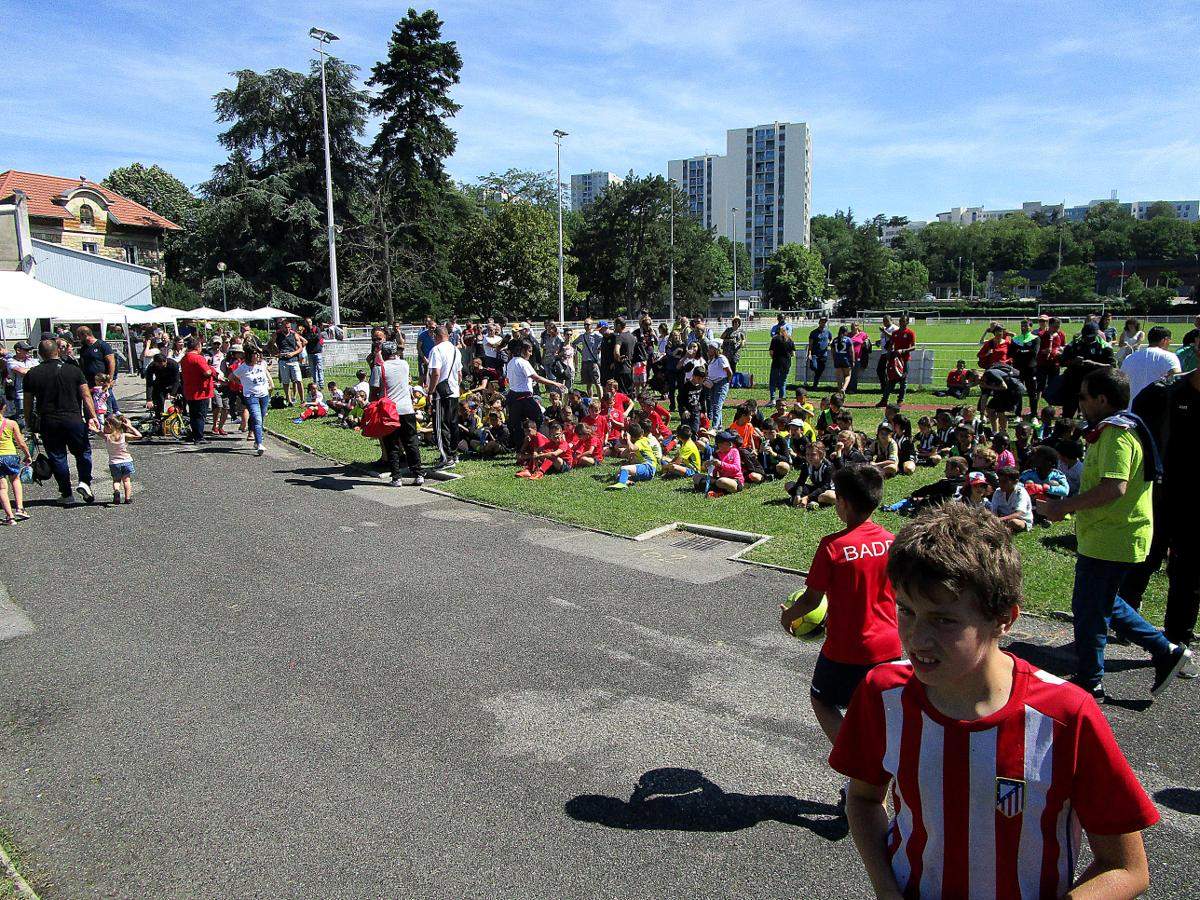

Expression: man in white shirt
xmin=425 ymin=325 xmax=463 ymax=468
xmin=1120 ymin=326 xmax=1180 ymax=405
xmin=504 ymin=340 xmax=564 ymax=449
xmin=375 ymin=341 xmax=423 ymax=486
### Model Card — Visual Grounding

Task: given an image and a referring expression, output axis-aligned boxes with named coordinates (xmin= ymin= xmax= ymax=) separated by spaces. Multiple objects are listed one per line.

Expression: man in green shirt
xmin=1039 ymin=367 xmax=1191 ymax=701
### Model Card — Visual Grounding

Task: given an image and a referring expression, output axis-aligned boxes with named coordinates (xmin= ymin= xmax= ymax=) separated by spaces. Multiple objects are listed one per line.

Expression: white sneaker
xmin=75 ymin=482 xmax=94 ymax=504
xmin=255 ymin=444 xmax=264 ymax=456
xmin=1179 ymin=648 xmax=1198 ymax=680
xmin=409 ymin=475 xmax=425 ymax=486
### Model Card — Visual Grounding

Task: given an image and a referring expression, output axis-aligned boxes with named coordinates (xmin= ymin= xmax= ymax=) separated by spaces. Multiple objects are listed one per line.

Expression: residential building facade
xmin=0 ymin=170 xmax=180 ymax=279
xmin=936 ymin=196 xmax=1200 ymax=224
xmin=669 ymin=121 xmax=812 ymax=287
xmin=569 ymin=171 xmax=623 ymax=211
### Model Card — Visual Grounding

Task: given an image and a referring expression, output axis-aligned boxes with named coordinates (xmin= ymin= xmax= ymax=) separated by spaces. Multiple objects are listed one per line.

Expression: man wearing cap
xmin=24 ymin=338 xmax=100 ymax=505
xmin=425 ymin=325 xmax=463 ymax=468
xmin=1057 ymin=321 xmax=1116 ymax=418
xmin=573 ymin=319 xmax=603 ymax=397
xmin=4 ymin=341 xmax=34 ymax=428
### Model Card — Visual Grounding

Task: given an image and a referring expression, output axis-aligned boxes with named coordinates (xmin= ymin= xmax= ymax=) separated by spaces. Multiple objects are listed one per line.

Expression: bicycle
xmin=141 ymin=396 xmax=186 ymax=440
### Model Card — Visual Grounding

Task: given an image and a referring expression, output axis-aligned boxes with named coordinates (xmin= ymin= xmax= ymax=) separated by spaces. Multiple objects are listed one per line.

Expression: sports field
xmin=265 ymin=403 xmax=1167 ymax=621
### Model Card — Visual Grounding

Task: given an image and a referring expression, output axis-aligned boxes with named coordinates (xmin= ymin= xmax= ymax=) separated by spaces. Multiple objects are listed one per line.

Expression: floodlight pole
xmin=669 ymin=191 xmax=675 ymax=322
xmin=217 ymin=261 xmax=228 ymax=311
xmin=311 ymin=27 xmax=342 ymax=328
xmin=731 ymin=207 xmax=739 ymax=315
xmin=554 ymin=130 xmax=568 ymax=327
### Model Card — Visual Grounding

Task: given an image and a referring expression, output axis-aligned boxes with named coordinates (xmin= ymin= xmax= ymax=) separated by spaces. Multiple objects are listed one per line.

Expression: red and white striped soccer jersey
xmin=829 ymin=655 xmax=1159 ymax=898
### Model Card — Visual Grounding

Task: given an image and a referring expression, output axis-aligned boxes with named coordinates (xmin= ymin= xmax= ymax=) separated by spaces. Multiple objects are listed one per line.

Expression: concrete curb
xmin=0 ymin=840 xmax=39 ymax=900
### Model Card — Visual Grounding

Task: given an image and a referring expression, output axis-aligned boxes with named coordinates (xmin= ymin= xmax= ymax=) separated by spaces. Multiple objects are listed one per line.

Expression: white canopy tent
xmin=243 ymin=305 xmax=300 ymax=321
xmin=120 ymin=306 xmax=182 ymax=325
xmin=186 ymin=305 xmax=239 ymax=320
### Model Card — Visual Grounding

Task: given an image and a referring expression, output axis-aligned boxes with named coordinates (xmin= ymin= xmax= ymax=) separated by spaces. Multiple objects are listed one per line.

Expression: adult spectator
xmin=266 ymin=319 xmax=306 ymax=406
xmin=4 ymin=340 xmax=34 ymax=427
xmin=612 ymin=318 xmax=638 ymax=393
xmin=847 ymin=321 xmax=869 ymax=392
xmin=376 ymin=341 xmax=423 ymax=487
xmin=769 ymin=312 xmax=791 ymax=338
xmin=573 ymin=319 xmax=603 ymax=397
xmin=232 ymin=346 xmax=273 ymax=456
xmin=1116 ymin=317 xmax=1145 ymax=362
xmin=1180 ymin=313 xmax=1200 ymax=349
xmin=704 ymin=341 xmax=733 ymax=427
xmin=180 ymin=336 xmax=222 ymax=443
xmin=143 ymin=350 xmax=180 ymax=421
xmin=874 ymin=314 xmax=898 ymax=387
xmin=425 ymin=325 xmax=462 ymax=468
xmin=1008 ymin=319 xmax=1040 ymax=415
xmin=540 ymin=321 xmax=564 ymax=382
xmin=768 ymin=321 xmax=795 ymax=403
xmin=24 ymin=338 xmax=99 ymax=505
xmin=301 ymin=317 xmax=325 ymax=387
xmin=596 ymin=321 xmax=614 ymax=385
xmin=76 ymin=325 xmax=118 ymax=415
xmin=806 ymin=317 xmax=832 ymax=389
xmin=1131 ymin=362 xmax=1200 ymax=660
xmin=504 ymin=341 xmax=563 ymax=447
xmin=1098 ymin=311 xmax=1117 ymax=342
xmin=1056 ymin=321 xmax=1115 ymax=418
xmin=1120 ymin=326 xmax=1179 ymax=405
xmin=1038 ymin=367 xmax=1190 ymax=700
xmin=238 ymin=323 xmax=262 ymax=356
xmin=877 ymin=315 xmax=916 ymax=407
xmin=1032 ymin=315 xmax=1064 ymax=411
xmin=416 ymin=316 xmax=437 ymax=381
xmin=720 ymin=317 xmax=746 ymax=375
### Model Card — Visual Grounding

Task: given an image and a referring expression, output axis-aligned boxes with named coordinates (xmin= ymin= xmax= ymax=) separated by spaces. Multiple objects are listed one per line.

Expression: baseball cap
xmin=598 ymin=320 xmax=610 ymax=329
xmin=381 ymin=340 xmax=398 ymax=356
xmin=1081 ymin=321 xmax=1099 ymax=336
xmin=517 ymin=321 xmax=532 ymax=331
xmin=968 ymin=471 xmax=988 ymax=486
xmin=878 ymin=421 xmax=894 ymax=432
xmin=787 ymin=418 xmax=806 ymax=428
xmin=715 ymin=429 xmax=737 ymax=443
xmin=13 ymin=340 xmax=32 ymax=351
xmin=228 ymin=343 xmax=244 ymax=353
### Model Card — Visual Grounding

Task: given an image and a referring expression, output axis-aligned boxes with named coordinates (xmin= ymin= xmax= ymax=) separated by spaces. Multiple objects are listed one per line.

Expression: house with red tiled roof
xmin=0 ymin=170 xmax=180 ymax=278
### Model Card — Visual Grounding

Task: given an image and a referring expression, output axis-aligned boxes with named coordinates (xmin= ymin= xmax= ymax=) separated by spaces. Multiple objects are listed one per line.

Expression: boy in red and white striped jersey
xmin=830 ymin=503 xmax=1158 ymax=899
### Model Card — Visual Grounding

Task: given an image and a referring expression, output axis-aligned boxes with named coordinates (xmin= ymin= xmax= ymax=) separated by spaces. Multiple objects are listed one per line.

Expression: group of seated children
xmin=326 ymin=371 xmax=371 ymax=428
xmin=887 ymin=401 xmax=1083 ymax=533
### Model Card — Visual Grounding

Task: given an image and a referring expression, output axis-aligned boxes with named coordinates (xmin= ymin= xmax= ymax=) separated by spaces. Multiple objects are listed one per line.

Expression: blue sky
xmin=5 ymin=0 xmax=1199 ymax=220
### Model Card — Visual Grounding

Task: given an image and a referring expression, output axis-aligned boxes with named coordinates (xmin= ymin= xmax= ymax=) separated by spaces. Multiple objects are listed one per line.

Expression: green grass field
xmin=265 ymin=404 xmax=1167 ymax=622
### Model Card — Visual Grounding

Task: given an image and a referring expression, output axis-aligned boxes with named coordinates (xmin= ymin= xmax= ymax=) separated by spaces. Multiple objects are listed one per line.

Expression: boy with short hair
xmin=782 ymin=464 xmax=899 ymax=748
xmin=989 ymin=465 xmax=1034 ymax=532
xmin=515 ymin=419 xmax=550 ymax=478
xmin=831 ymin=503 xmax=1157 ymax=899
xmin=663 ymin=424 xmax=702 ymax=478
xmin=608 ymin=422 xmax=661 ymax=489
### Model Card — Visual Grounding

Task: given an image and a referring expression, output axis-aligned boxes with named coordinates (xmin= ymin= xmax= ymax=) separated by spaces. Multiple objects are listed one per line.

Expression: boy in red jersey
xmin=782 ymin=464 xmax=901 ymax=748
xmin=830 ymin=503 xmax=1157 ymax=899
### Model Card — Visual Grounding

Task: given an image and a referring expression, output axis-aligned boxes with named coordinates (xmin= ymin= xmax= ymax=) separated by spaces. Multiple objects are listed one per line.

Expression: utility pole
xmin=969 ymin=260 xmax=975 ymax=302
xmin=553 ymin=129 xmax=568 ymax=327
xmin=1119 ymin=260 xmax=1126 ymax=298
xmin=310 ymin=27 xmax=342 ymax=328
xmin=730 ymin=206 xmax=739 ymax=317
xmin=668 ymin=189 xmax=675 ymax=322
xmin=956 ymin=256 xmax=962 ymax=298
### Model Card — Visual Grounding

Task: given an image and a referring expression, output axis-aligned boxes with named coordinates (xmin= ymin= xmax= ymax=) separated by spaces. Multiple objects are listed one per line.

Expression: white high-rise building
xmin=570 ymin=171 xmax=623 ymax=211
xmin=669 ymin=122 xmax=812 ymax=285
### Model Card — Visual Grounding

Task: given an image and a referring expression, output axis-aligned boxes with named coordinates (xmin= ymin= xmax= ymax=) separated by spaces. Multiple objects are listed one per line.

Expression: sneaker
xmin=75 ymin=482 xmax=94 ymax=504
xmin=529 ymin=471 xmax=544 ymax=480
xmin=408 ymin=475 xmax=425 ymax=487
xmin=1069 ymin=675 xmax=1105 ymax=703
xmin=13 ymin=510 xmax=29 ymax=521
xmin=58 ymin=494 xmax=74 ymax=507
xmin=1177 ymin=648 xmax=1198 ymax=679
xmin=113 ymin=489 xmax=122 ymax=505
xmin=389 ymin=477 xmax=405 ymax=487
xmin=1151 ymin=644 xmax=1192 ymax=699
xmin=606 ymin=481 xmax=627 ymax=490
xmin=707 ymin=490 xmax=719 ymax=498
xmin=255 ymin=444 xmax=264 ymax=456
xmin=836 ymin=780 xmax=850 ymax=816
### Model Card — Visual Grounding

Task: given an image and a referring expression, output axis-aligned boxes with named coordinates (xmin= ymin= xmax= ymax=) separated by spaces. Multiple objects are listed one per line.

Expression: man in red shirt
xmin=1033 ymin=315 xmax=1066 ymax=411
xmin=878 ymin=315 xmax=916 ymax=407
xmin=830 ymin=503 xmax=1157 ymax=899
xmin=179 ymin=336 xmax=222 ymax=443
xmin=782 ymin=464 xmax=900 ymax=749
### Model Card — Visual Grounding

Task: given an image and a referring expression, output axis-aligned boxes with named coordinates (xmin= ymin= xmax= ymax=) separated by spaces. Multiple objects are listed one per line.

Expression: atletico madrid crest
xmin=996 ymin=777 xmax=1026 ymax=818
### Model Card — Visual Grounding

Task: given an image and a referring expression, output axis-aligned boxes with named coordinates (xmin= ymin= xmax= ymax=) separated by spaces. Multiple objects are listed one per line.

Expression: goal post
xmin=1037 ymin=302 xmax=1106 ymax=322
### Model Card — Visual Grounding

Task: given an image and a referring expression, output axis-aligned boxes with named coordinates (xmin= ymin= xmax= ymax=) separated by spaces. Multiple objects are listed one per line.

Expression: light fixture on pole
xmin=730 ymin=207 xmax=739 ymax=315
xmin=217 ymin=261 xmax=228 ymax=311
xmin=553 ymin=129 xmax=568 ymax=327
xmin=310 ymin=26 xmax=342 ymax=328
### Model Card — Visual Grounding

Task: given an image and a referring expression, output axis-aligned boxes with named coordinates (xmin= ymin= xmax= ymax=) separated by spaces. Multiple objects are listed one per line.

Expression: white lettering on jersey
xmin=842 ymin=539 xmax=894 ymax=562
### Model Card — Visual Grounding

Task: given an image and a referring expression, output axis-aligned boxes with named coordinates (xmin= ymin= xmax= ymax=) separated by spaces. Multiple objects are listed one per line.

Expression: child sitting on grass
xmin=299 ymin=382 xmax=327 ymax=420
xmin=571 ymin=420 xmax=604 ymax=468
xmin=729 ymin=404 xmax=760 ymax=453
xmin=914 ymin=416 xmax=941 ymax=467
xmin=608 ymin=422 xmax=661 ymax=489
xmin=870 ymin=422 xmax=900 ymax=479
xmin=472 ymin=410 xmax=509 ymax=457
xmin=1019 ymin=444 xmax=1069 ymax=503
xmin=886 ymin=455 xmax=969 ymax=515
xmin=102 ymin=414 xmax=142 ymax=506
xmin=515 ymin=419 xmax=550 ymax=478
xmin=352 ymin=370 xmax=370 ymax=400
xmin=1054 ymin=438 xmax=1084 ymax=496
xmin=830 ymin=429 xmax=868 ymax=470
xmin=971 ymin=445 xmax=998 ymax=475
xmin=735 ymin=434 xmax=765 ymax=485
xmin=786 ymin=441 xmax=835 ymax=508
xmin=989 ymin=464 xmax=1034 ymax=533
xmin=759 ymin=421 xmax=793 ymax=479
xmin=343 ymin=388 xmax=366 ymax=429
xmin=326 ymin=381 xmax=347 ymax=417
xmin=693 ymin=429 xmax=743 ymax=496
xmin=992 ymin=431 xmax=1017 ymax=469
xmin=831 ymin=502 xmax=1158 ymax=900
xmin=782 ymin=463 xmax=898 ymax=752
xmin=893 ymin=415 xmax=917 ymax=476
xmin=663 ymin=424 xmax=702 ymax=478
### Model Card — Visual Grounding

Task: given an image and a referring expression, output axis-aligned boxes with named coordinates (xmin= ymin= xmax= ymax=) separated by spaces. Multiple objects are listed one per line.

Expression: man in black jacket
xmin=24 ymin=339 xmax=100 ymax=505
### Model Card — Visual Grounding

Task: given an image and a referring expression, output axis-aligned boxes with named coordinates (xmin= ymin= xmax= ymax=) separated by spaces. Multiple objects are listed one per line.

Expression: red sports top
xmin=830 ymin=656 xmax=1159 ymax=899
xmin=804 ymin=520 xmax=901 ymax=664
xmin=978 ymin=338 xmax=1011 ymax=368
xmin=891 ymin=328 xmax=916 ymax=353
xmin=180 ymin=351 xmax=217 ymax=401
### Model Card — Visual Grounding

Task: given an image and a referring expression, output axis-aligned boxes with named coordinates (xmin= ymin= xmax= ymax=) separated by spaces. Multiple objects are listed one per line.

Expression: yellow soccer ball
xmin=782 ymin=591 xmax=828 ymax=640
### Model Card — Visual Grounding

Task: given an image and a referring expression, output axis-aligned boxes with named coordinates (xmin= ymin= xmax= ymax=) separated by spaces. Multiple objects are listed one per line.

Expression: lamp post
xmin=217 ymin=261 xmax=227 ymax=311
xmin=730 ymin=206 xmax=739 ymax=317
xmin=668 ymin=188 xmax=675 ymax=322
xmin=310 ymin=27 xmax=342 ymax=328
xmin=553 ymin=129 xmax=568 ymax=327
xmin=956 ymin=256 xmax=962 ymax=298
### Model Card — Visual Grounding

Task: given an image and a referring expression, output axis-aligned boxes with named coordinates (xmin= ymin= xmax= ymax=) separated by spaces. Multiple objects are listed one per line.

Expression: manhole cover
xmin=671 ymin=535 xmax=725 ymax=552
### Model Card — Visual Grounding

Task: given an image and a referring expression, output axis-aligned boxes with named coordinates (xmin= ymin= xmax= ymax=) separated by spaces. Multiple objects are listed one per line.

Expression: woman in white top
xmin=704 ymin=342 xmax=733 ymax=428
xmin=1117 ymin=317 xmax=1144 ymax=362
xmin=504 ymin=340 xmax=564 ymax=449
xmin=233 ymin=347 xmax=274 ymax=455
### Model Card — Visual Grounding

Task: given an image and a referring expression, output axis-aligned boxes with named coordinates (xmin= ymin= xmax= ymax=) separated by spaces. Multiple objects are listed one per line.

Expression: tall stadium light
xmin=217 ymin=261 xmax=228 ymax=311
xmin=310 ymin=27 xmax=342 ymax=327
xmin=554 ymin=130 xmax=568 ymax=327
xmin=669 ymin=190 xmax=675 ymax=322
xmin=730 ymin=207 xmax=739 ymax=315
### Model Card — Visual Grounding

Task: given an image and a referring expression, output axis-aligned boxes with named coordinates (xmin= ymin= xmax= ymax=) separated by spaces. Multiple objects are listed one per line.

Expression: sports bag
xmin=360 ymin=368 xmax=400 ymax=438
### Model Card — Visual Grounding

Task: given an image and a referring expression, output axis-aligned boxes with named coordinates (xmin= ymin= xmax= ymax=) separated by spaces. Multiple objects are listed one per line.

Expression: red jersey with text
xmin=804 ymin=520 xmax=900 ymax=665
xmin=829 ymin=657 xmax=1158 ymax=899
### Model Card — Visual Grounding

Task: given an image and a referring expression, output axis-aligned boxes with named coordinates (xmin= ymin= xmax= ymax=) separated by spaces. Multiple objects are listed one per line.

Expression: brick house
xmin=0 ymin=170 xmax=180 ymax=280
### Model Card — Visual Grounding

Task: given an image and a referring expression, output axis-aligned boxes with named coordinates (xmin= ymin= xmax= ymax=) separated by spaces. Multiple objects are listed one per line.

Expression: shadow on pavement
xmin=1154 ymin=787 xmax=1200 ymax=816
xmin=564 ymin=767 xmax=847 ymax=840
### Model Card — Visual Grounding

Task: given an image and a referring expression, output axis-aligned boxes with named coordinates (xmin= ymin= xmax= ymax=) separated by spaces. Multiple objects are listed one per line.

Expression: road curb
xmin=0 ymin=840 xmax=39 ymax=900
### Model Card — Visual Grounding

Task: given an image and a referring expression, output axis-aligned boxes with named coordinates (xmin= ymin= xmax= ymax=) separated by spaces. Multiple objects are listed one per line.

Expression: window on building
xmin=78 ymin=204 xmax=95 ymax=225
xmin=82 ymin=242 xmax=99 ymax=254
xmin=125 ymin=245 xmax=139 ymax=265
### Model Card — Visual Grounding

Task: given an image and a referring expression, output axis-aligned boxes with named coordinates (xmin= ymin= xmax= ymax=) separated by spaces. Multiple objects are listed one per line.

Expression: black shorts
xmin=810 ymin=652 xmax=894 ymax=709
xmin=986 ymin=390 xmax=1019 ymax=414
xmin=581 ymin=361 xmax=600 ymax=384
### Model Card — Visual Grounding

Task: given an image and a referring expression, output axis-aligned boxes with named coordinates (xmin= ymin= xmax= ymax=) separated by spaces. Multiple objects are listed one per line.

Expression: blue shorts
xmin=109 ymin=461 xmax=135 ymax=480
xmin=633 ymin=463 xmax=655 ymax=481
xmin=0 ymin=455 xmax=20 ymax=477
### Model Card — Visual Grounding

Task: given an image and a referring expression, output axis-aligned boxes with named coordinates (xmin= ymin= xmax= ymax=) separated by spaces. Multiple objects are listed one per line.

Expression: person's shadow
xmin=564 ymin=767 xmax=847 ymax=840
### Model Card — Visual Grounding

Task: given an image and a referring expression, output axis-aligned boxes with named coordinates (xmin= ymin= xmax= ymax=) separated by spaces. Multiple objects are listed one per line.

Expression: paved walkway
xmin=0 ymin=416 xmax=1197 ymax=897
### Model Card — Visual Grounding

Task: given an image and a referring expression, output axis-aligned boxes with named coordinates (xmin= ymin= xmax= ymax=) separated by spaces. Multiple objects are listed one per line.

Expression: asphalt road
xmin=0 ymin=421 xmax=1197 ymax=898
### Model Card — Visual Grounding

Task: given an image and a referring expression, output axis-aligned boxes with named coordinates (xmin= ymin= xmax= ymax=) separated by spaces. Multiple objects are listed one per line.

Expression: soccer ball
xmin=782 ymin=591 xmax=828 ymax=640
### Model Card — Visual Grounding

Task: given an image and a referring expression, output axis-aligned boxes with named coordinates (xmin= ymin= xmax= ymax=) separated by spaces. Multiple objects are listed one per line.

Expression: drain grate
xmin=671 ymin=535 xmax=725 ymax=552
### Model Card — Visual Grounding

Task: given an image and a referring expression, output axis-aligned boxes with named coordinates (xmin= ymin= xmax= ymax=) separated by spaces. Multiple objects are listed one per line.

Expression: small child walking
xmin=0 ymin=397 xmax=32 ymax=524
xmin=102 ymin=415 xmax=142 ymax=505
